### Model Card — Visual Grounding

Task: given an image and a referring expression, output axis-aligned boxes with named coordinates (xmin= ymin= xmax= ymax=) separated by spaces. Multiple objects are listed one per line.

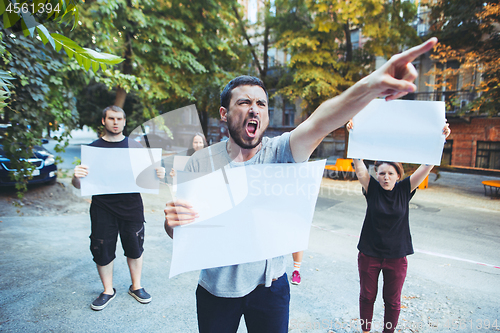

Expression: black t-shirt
xmin=357 ymin=176 xmax=416 ymax=258
xmin=89 ymin=137 xmax=145 ymax=222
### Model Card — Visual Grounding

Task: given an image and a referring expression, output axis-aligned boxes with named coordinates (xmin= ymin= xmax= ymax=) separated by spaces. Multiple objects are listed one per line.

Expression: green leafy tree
xmin=0 ymin=30 xmax=78 ymax=194
xmin=273 ymin=0 xmax=420 ymax=115
xmin=0 ymin=0 xmax=124 ymax=70
xmin=0 ymin=0 xmax=124 ymax=105
xmin=70 ymin=0 xmax=244 ymax=135
xmin=265 ymin=0 xmax=420 ymax=159
xmin=0 ymin=0 xmax=124 ymax=195
xmin=160 ymin=0 xmax=251 ymax=132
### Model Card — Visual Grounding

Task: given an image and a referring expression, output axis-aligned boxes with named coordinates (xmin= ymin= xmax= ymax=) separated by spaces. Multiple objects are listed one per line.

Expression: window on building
xmin=441 ymin=140 xmax=453 ymax=166
xmin=350 ymin=29 xmax=360 ymax=49
xmin=283 ymin=100 xmax=295 ymax=127
xmin=476 ymin=141 xmax=500 ymax=170
xmin=268 ymin=48 xmax=276 ymax=67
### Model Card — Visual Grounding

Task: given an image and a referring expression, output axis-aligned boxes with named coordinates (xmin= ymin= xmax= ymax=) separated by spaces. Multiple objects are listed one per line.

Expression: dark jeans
xmin=196 ymin=273 xmax=290 ymax=333
xmin=358 ymin=252 xmax=407 ymax=333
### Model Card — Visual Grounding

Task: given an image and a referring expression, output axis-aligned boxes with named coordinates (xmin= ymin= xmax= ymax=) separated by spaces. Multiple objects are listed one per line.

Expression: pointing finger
xmin=395 ymin=37 xmax=438 ymax=64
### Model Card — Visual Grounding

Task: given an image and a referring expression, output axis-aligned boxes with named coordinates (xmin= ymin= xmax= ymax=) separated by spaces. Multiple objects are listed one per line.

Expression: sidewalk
xmin=416 ymin=171 xmax=500 ymax=212
xmin=319 ymin=171 xmax=500 ymax=213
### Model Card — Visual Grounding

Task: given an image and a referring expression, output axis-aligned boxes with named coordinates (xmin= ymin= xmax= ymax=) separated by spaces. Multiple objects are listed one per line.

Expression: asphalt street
xmin=2 ymin=129 xmax=500 ymax=332
xmin=0 ymin=169 xmax=499 ymax=333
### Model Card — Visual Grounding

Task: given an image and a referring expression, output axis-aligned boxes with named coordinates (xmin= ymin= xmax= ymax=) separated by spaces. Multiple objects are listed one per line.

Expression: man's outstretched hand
xmin=366 ymin=37 xmax=438 ymax=101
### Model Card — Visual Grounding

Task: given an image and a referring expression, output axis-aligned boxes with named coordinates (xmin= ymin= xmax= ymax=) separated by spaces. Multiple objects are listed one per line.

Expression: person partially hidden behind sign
xmin=72 ymin=105 xmax=165 ymax=311
xmin=164 ymin=38 xmax=440 ymax=333
xmin=169 ymin=132 xmax=208 ymax=179
xmin=347 ymin=120 xmax=450 ymax=333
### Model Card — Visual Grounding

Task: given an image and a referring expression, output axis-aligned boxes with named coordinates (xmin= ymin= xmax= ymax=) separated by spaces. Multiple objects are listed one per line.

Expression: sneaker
xmin=291 ymin=270 xmax=301 ymax=285
xmin=128 ymin=285 xmax=152 ymax=304
xmin=90 ymin=288 xmax=116 ymax=311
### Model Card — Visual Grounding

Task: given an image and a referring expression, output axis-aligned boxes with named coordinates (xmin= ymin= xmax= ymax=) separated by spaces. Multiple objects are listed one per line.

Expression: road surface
xmin=1 ymin=170 xmax=499 ymax=332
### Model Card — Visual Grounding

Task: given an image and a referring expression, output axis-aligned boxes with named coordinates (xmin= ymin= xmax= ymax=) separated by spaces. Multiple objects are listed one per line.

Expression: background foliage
xmin=272 ymin=0 xmax=419 ymax=115
xmin=67 ymin=0 xmax=248 ymax=135
xmin=428 ymin=0 xmax=500 ymax=116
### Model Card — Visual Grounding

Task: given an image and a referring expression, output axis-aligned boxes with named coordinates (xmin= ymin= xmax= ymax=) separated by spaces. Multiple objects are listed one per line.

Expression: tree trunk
xmin=343 ymin=20 xmax=352 ymax=63
xmin=263 ymin=22 xmax=269 ymax=84
xmin=199 ymin=109 xmax=208 ymax=138
xmin=232 ymin=5 xmax=264 ymax=78
xmin=114 ymin=35 xmax=133 ymax=107
xmin=114 ymin=87 xmax=127 ymax=109
xmin=114 ymin=1 xmax=134 ymax=108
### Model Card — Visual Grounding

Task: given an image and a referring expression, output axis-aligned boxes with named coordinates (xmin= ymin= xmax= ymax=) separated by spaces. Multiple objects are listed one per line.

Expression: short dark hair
xmin=220 ymin=76 xmax=268 ymax=110
xmin=102 ymin=105 xmax=126 ymax=119
xmin=374 ymin=161 xmax=404 ymax=179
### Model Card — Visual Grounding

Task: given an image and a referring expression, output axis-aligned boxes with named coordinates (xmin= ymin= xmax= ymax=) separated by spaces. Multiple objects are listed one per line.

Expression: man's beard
xmin=227 ymin=116 xmax=265 ymax=150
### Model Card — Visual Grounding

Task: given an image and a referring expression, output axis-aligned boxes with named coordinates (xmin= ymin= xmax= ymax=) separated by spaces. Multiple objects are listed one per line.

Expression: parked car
xmin=0 ymin=140 xmax=57 ymax=186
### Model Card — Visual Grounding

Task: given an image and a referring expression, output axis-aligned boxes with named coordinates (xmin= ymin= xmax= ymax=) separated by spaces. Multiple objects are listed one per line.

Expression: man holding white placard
xmin=164 ymin=38 xmax=440 ymax=333
xmin=73 ymin=105 xmax=165 ymax=311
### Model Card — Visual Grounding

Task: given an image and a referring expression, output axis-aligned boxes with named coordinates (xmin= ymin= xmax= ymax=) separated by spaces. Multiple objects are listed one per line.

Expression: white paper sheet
xmin=171 ymin=156 xmax=192 ymax=194
xmin=347 ymin=99 xmax=446 ymax=165
xmin=169 ymin=160 xmax=326 ymax=278
xmin=173 ymin=156 xmax=191 ymax=171
xmin=80 ymin=146 xmax=162 ymax=196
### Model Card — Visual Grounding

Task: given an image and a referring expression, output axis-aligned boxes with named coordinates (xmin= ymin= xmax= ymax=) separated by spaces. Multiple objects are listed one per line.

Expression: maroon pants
xmin=358 ymin=252 xmax=407 ymax=333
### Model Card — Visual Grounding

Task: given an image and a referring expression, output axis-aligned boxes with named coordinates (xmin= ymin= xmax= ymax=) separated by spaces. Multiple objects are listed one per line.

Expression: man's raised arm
xmin=289 ymin=37 xmax=438 ymax=163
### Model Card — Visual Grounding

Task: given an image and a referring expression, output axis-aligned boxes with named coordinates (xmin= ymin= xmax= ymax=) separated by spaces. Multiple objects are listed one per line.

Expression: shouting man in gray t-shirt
xmin=164 ymin=38 xmax=438 ymax=333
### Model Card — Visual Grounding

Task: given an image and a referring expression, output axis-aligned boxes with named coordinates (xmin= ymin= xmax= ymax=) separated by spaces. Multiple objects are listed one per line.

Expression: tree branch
xmin=232 ymin=5 xmax=264 ymax=77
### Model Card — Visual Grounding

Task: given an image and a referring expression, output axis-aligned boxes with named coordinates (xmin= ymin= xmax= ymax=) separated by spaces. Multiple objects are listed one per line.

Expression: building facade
xmin=403 ymin=1 xmax=500 ymax=171
xmin=445 ymin=117 xmax=500 ymax=170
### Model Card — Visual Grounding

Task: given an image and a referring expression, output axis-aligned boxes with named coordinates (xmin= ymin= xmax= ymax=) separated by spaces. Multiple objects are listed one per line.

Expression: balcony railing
xmin=403 ymin=90 xmax=478 ymax=113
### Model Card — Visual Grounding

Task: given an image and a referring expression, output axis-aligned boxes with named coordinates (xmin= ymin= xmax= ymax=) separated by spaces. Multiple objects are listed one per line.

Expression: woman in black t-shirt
xmin=349 ymin=121 xmax=451 ymax=333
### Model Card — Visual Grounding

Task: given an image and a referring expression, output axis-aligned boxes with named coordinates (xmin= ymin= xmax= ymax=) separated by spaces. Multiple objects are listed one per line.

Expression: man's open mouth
xmin=246 ymin=119 xmax=258 ymax=137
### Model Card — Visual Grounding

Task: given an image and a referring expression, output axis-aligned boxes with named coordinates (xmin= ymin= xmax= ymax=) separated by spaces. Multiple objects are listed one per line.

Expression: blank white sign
xmin=347 ymin=99 xmax=446 ymax=165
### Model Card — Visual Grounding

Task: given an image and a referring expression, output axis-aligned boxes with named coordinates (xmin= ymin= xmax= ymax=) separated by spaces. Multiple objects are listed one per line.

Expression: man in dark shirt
xmin=72 ymin=105 xmax=165 ymax=311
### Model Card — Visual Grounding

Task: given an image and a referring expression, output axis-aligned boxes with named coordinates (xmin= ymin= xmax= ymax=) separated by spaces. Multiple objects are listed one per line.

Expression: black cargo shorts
xmin=89 ymin=204 xmax=145 ymax=266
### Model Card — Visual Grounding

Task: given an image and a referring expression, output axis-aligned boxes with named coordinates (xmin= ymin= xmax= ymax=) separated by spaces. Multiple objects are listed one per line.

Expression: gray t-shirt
xmin=185 ymin=132 xmax=296 ymax=297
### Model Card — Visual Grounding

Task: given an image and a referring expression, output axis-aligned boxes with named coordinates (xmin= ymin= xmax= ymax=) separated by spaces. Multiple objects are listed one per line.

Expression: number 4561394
xmin=6 ymin=2 xmax=61 ymax=15
xmin=441 ymin=319 xmax=499 ymax=330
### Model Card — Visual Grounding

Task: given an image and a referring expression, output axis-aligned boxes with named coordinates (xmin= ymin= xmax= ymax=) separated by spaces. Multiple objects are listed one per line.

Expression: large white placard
xmin=169 ymin=160 xmax=326 ymax=277
xmin=173 ymin=156 xmax=191 ymax=171
xmin=80 ymin=146 xmax=162 ymax=196
xmin=347 ymin=99 xmax=446 ymax=165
